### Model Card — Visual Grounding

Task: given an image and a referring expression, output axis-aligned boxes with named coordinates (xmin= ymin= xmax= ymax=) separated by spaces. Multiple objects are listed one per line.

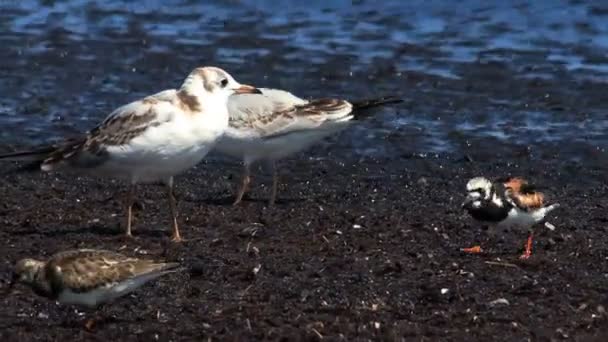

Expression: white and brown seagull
xmin=217 ymin=88 xmax=402 ymax=205
xmin=0 ymin=66 xmax=261 ymax=241
xmin=3 ymin=249 xmax=182 ymax=330
xmin=461 ymin=176 xmax=560 ymax=259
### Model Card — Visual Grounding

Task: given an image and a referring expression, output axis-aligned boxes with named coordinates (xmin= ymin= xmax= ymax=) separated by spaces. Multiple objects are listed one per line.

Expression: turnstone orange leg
xmin=461 ymin=245 xmax=483 ymax=254
xmin=519 ymin=233 xmax=534 ymax=260
xmin=233 ymin=163 xmax=251 ymax=206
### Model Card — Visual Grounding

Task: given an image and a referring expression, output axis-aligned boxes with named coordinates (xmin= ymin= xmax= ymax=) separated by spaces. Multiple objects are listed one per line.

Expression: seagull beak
xmin=234 ymin=84 xmax=262 ymax=95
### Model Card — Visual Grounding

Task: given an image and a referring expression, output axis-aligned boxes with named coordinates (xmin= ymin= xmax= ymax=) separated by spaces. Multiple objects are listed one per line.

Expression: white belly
xmin=99 ymin=114 xmax=226 ymax=183
xmin=217 ymin=124 xmax=346 ymax=164
xmin=57 ymin=273 xmax=167 ymax=308
xmin=496 ymin=208 xmax=538 ymax=230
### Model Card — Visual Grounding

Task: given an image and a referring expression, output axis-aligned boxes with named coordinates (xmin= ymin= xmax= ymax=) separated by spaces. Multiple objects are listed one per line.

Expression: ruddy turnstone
xmin=217 ymin=88 xmax=402 ymax=205
xmin=4 ymin=249 xmax=181 ymax=330
xmin=0 ymin=67 xmax=260 ymax=241
xmin=461 ymin=176 xmax=560 ymax=259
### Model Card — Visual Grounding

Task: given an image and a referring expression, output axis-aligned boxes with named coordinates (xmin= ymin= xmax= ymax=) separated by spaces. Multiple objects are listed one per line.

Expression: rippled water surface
xmin=1 ymin=0 xmax=607 ymax=160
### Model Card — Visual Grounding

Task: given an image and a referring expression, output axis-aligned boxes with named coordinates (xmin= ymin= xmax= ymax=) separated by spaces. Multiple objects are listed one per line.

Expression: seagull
xmin=216 ymin=88 xmax=402 ymax=205
xmin=3 ymin=249 xmax=182 ymax=330
xmin=0 ymin=66 xmax=261 ymax=241
xmin=461 ymin=176 xmax=560 ymax=259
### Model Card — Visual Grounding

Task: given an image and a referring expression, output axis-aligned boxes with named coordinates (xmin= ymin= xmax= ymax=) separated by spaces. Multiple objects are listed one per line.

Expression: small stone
xmin=489 ymin=298 xmax=510 ymax=306
xmin=252 ymin=264 xmax=262 ymax=275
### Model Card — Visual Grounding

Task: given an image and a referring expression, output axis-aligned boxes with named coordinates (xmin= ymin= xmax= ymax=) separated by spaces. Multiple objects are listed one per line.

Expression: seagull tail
xmin=0 ymin=148 xmax=55 ymax=161
xmin=0 ymin=147 xmax=55 ymax=173
xmin=351 ymin=95 xmax=403 ymax=119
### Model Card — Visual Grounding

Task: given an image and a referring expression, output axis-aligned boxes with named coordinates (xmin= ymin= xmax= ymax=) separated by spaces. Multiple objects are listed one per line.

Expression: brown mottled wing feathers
xmin=297 ymin=98 xmax=351 ymax=115
xmin=41 ymin=96 xmax=171 ymax=168
xmin=46 ymin=249 xmax=175 ymax=294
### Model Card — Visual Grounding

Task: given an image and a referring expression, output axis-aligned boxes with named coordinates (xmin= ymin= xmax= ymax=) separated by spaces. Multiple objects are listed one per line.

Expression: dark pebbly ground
xmin=0 ymin=146 xmax=607 ymax=341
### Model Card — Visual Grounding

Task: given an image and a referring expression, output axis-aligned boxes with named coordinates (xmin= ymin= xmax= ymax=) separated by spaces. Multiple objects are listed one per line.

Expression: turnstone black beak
xmin=461 ymin=195 xmax=474 ymax=209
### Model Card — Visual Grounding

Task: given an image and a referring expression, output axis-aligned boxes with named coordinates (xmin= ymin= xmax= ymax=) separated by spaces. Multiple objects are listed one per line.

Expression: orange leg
xmin=461 ymin=245 xmax=483 ymax=254
xmin=233 ymin=163 xmax=251 ymax=206
xmin=519 ymin=233 xmax=533 ymax=260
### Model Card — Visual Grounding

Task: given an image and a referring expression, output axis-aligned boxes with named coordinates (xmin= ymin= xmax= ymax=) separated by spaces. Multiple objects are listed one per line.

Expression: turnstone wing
xmin=216 ymin=88 xmax=402 ymax=205
xmin=0 ymin=67 xmax=261 ymax=241
xmin=461 ymin=176 xmax=560 ymax=259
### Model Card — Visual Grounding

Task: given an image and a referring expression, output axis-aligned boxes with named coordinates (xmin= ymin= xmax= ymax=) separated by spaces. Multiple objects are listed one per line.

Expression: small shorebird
xmin=461 ymin=176 xmax=560 ymax=259
xmin=0 ymin=67 xmax=260 ymax=241
xmin=4 ymin=249 xmax=182 ymax=330
xmin=216 ymin=88 xmax=402 ymax=205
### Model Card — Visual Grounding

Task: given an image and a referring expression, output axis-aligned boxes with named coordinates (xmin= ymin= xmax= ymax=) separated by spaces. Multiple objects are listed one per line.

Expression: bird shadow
xmin=10 ymin=224 xmax=171 ymax=240
xmin=195 ymin=194 xmax=308 ymax=206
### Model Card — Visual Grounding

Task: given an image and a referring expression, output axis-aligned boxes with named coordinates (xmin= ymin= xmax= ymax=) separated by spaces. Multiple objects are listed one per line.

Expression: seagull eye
xmin=220 ymin=79 xmax=228 ymax=88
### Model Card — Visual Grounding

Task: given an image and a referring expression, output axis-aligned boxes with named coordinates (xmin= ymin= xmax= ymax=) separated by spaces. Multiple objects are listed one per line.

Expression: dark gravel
xmin=0 ymin=148 xmax=607 ymax=341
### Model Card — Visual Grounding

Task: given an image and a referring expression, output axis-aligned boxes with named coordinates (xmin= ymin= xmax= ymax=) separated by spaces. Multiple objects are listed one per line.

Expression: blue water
xmin=1 ymin=0 xmax=607 ymax=157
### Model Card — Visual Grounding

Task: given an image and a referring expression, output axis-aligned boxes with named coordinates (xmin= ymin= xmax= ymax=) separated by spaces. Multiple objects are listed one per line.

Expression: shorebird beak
xmin=234 ymin=84 xmax=262 ymax=95
xmin=461 ymin=195 xmax=474 ymax=209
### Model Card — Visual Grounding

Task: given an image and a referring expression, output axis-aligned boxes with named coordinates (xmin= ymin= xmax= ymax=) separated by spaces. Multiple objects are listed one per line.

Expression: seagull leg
xmin=460 ymin=245 xmax=483 ymax=254
xmin=519 ymin=232 xmax=533 ymax=260
xmin=269 ymin=160 xmax=278 ymax=207
xmin=124 ymin=184 xmax=135 ymax=238
xmin=166 ymin=178 xmax=182 ymax=242
xmin=233 ymin=162 xmax=251 ymax=206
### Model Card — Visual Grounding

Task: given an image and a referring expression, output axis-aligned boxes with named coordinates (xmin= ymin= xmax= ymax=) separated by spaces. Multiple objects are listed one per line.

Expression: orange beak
xmin=234 ymin=84 xmax=262 ymax=94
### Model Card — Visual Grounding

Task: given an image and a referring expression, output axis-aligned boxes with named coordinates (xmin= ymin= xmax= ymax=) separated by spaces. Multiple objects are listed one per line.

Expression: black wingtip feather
xmin=350 ymin=96 xmax=403 ymax=119
xmin=0 ymin=148 xmax=54 ymax=161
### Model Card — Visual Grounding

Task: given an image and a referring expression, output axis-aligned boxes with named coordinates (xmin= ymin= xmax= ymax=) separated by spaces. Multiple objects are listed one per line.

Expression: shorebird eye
xmin=220 ymin=79 xmax=228 ymax=88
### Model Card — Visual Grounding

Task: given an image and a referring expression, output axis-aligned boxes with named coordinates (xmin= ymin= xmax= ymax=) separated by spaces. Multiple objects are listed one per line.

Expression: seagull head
xmin=180 ymin=66 xmax=261 ymax=102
